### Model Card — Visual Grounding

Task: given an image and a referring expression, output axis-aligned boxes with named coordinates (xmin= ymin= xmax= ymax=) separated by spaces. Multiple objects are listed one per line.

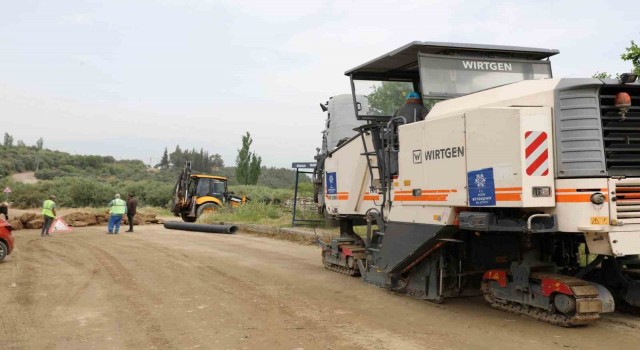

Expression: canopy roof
xmin=345 ymin=41 xmax=559 ymax=80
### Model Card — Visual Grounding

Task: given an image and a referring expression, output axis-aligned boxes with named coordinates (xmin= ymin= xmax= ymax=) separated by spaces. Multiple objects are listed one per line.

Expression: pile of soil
xmin=8 ymin=211 xmax=163 ymax=231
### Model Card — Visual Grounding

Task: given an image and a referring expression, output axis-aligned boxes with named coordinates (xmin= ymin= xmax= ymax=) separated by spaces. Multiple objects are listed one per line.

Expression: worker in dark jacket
xmin=0 ymin=201 xmax=8 ymax=220
xmin=394 ymin=91 xmax=430 ymax=123
xmin=125 ymin=193 xmax=138 ymax=232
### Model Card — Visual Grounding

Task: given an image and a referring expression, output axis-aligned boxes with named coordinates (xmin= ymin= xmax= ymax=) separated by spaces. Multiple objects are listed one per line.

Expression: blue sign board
xmin=326 ymin=172 xmax=337 ymax=194
xmin=467 ymin=168 xmax=496 ymax=206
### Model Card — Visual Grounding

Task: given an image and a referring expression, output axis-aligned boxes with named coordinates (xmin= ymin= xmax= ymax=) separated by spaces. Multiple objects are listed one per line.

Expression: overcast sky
xmin=1 ymin=0 xmax=639 ymax=168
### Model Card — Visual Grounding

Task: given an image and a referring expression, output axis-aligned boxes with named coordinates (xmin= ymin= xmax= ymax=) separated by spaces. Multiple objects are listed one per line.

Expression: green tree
xmin=36 ymin=137 xmax=44 ymax=150
xmin=368 ymin=81 xmax=413 ymax=115
xmin=158 ymin=147 xmax=170 ymax=169
xmin=248 ymin=153 xmax=262 ymax=184
xmin=169 ymin=145 xmax=183 ymax=168
xmin=592 ymin=72 xmax=612 ymax=79
xmin=3 ymin=133 xmax=14 ymax=147
xmin=210 ymin=153 xmax=224 ymax=170
xmin=17 ymin=140 xmax=26 ymax=147
xmin=235 ymin=132 xmax=261 ymax=185
xmin=621 ymin=40 xmax=640 ymax=74
xmin=593 ymin=38 xmax=640 ymax=78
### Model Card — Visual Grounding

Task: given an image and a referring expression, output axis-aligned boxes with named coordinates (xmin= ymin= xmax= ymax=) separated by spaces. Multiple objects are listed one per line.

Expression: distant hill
xmin=0 ymin=144 xmax=308 ymax=188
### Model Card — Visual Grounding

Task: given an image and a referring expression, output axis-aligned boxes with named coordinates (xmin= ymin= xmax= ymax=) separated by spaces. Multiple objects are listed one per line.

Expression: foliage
xmin=3 ymin=133 xmax=14 ymax=147
xmin=166 ymin=145 xmax=224 ymax=173
xmin=621 ymin=40 xmax=640 ymax=75
xmin=592 ymin=72 xmax=612 ymax=79
xmin=0 ymin=135 xmax=309 ymax=209
xmin=1 ymin=177 xmax=173 ymax=208
xmin=593 ymin=38 xmax=640 ymax=78
xmin=235 ymin=132 xmax=262 ymax=185
xmin=158 ymin=147 xmax=170 ymax=169
xmin=200 ymin=202 xmax=288 ymax=225
xmin=368 ymin=81 xmax=413 ymax=115
xmin=228 ymin=185 xmax=295 ymax=204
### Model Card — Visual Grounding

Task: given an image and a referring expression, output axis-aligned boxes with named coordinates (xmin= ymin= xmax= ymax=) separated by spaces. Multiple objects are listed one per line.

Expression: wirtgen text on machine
xmin=423 ymin=146 xmax=465 ymax=161
xmin=462 ymin=61 xmax=513 ymax=72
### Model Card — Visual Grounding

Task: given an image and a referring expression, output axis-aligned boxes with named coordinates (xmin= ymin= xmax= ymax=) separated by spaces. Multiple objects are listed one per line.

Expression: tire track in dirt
xmin=1 ymin=236 xmax=47 ymax=349
xmin=81 ymin=241 xmax=175 ymax=350
xmin=138 ymin=236 xmax=427 ymax=349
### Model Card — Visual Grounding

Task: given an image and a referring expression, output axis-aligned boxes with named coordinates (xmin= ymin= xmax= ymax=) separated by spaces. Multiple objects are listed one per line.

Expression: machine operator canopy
xmin=345 ymin=41 xmax=559 ymax=120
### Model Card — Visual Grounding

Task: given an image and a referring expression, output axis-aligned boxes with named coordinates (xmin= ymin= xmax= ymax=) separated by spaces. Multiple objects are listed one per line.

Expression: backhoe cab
xmin=171 ymin=162 xmax=247 ymax=222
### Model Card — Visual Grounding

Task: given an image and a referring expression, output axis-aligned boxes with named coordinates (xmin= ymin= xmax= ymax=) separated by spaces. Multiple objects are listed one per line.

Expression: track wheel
xmin=554 ymin=293 xmax=576 ymax=314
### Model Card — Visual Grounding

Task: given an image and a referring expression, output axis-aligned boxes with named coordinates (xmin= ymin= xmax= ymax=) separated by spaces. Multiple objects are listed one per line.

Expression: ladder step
xmin=360 ymin=152 xmax=376 ymax=155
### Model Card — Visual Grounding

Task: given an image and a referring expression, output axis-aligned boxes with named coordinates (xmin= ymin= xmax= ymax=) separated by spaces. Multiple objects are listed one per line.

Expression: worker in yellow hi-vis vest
xmin=41 ymin=195 xmax=57 ymax=237
xmin=107 ymin=193 xmax=127 ymax=234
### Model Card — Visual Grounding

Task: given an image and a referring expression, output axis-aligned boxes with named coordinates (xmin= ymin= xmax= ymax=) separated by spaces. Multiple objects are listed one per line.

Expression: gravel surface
xmin=1 ymin=225 xmax=640 ymax=349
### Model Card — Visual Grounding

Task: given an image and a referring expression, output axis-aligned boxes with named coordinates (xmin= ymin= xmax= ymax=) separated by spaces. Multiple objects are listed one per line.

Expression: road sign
xmin=3 ymin=187 xmax=11 ymax=194
xmin=291 ymin=162 xmax=316 ymax=169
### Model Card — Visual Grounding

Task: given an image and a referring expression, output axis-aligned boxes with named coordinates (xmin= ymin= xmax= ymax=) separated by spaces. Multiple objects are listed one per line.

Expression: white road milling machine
xmin=319 ymin=41 xmax=640 ymax=326
xmin=313 ymin=94 xmax=368 ymax=218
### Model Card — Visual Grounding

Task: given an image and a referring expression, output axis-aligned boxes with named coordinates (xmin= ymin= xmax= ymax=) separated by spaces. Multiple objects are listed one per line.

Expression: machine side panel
xmin=553 ymin=84 xmax=606 ymax=177
xmin=465 ymin=108 xmax=523 ymax=207
xmin=375 ymin=221 xmax=453 ymax=273
xmin=324 ymin=134 xmax=377 ymax=216
xmin=465 ymin=107 xmax=555 ymax=207
xmin=396 ymin=115 xmax=467 ymax=207
xmin=554 ymin=178 xmax=609 ymax=232
xmin=520 ymin=107 xmax=556 ymax=207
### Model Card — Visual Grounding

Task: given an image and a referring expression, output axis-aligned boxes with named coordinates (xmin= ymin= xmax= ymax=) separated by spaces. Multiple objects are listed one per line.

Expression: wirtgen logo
xmin=413 ymin=146 xmax=464 ymax=163
xmin=413 ymin=150 xmax=422 ymax=164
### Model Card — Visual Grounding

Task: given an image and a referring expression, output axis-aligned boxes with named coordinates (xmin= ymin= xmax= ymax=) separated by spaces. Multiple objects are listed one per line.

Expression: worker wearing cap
xmin=41 ymin=195 xmax=57 ymax=237
xmin=107 ymin=193 xmax=127 ymax=234
xmin=394 ymin=91 xmax=430 ymax=123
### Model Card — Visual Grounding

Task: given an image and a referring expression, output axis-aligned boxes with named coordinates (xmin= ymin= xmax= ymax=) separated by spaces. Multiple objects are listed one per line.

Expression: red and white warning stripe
xmin=525 ymin=131 xmax=549 ymax=176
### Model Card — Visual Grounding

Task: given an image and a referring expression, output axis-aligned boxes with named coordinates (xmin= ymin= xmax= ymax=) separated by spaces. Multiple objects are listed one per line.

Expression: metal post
xmin=292 ymin=168 xmax=300 ymax=226
xmin=290 ymin=163 xmax=323 ymax=226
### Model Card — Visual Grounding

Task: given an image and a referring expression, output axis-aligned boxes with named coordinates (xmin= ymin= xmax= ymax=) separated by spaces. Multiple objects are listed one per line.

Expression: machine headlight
xmin=619 ymin=73 xmax=639 ymax=84
xmin=590 ymin=192 xmax=606 ymax=205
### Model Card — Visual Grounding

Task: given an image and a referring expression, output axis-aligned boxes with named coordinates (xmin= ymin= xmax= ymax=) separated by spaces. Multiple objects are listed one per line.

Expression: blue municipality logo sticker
xmin=326 ymin=172 xmax=337 ymax=194
xmin=467 ymin=168 xmax=496 ymax=206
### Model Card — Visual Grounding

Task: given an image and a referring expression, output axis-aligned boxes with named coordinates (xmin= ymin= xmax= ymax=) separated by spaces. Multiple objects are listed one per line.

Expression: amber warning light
xmin=615 ymin=92 xmax=632 ymax=120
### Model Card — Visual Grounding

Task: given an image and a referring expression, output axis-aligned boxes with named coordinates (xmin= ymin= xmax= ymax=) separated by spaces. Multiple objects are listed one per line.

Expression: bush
xmin=228 ymin=185 xmax=293 ymax=204
xmin=200 ymin=202 xmax=287 ymax=225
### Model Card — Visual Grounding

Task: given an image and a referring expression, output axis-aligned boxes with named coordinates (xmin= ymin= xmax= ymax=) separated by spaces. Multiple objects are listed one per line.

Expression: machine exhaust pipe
xmin=163 ymin=221 xmax=238 ymax=234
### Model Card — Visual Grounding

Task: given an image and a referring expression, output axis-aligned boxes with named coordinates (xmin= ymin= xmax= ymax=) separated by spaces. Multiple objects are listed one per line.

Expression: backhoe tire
xmin=196 ymin=203 xmax=220 ymax=219
xmin=180 ymin=213 xmax=197 ymax=223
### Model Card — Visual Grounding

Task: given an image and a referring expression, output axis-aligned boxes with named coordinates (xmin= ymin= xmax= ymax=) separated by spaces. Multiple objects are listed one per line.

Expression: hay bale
xmin=25 ymin=219 xmax=44 ymax=229
xmin=20 ymin=213 xmax=38 ymax=225
xmin=8 ymin=219 xmax=23 ymax=230
xmin=62 ymin=211 xmax=98 ymax=225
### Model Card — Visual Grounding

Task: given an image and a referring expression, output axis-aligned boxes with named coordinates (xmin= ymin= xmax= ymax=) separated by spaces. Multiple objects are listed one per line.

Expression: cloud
xmin=61 ymin=13 xmax=94 ymax=25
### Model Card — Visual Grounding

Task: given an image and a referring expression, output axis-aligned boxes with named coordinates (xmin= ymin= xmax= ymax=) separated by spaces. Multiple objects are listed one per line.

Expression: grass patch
xmin=198 ymin=201 xmax=325 ymax=228
xmin=199 ymin=202 xmax=292 ymax=226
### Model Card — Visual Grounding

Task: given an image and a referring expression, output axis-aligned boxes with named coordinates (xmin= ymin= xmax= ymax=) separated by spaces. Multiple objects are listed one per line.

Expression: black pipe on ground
xmin=163 ymin=221 xmax=238 ymax=234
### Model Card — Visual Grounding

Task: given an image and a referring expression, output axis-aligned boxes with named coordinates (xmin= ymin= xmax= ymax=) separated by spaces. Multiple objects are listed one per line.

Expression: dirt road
xmin=1 ymin=225 xmax=640 ymax=350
